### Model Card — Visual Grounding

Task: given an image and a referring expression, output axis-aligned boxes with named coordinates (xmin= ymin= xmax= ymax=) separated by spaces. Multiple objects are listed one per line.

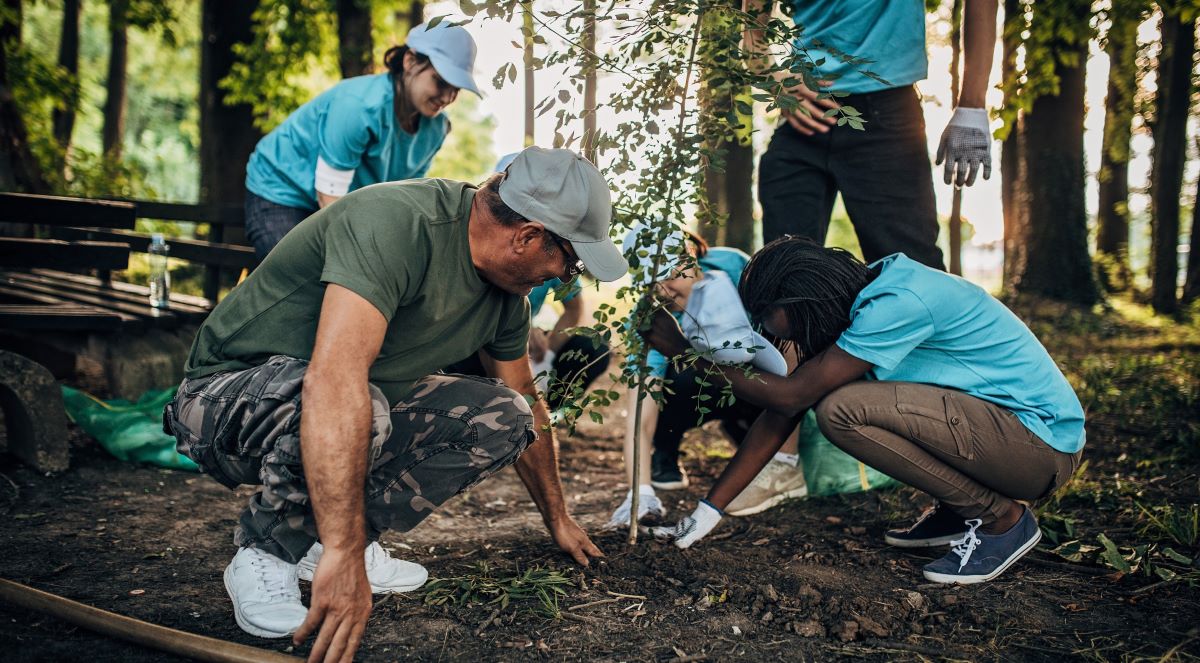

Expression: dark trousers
xmin=758 ymin=85 xmax=945 ymax=270
xmin=652 ymin=364 xmax=763 ymax=460
xmin=244 ymin=190 xmax=316 ymax=262
xmin=444 ymin=334 xmax=611 ymax=411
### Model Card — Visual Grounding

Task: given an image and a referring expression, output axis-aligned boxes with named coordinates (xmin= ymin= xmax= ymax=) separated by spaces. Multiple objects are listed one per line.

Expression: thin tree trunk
xmin=581 ymin=0 xmax=597 ymax=163
xmin=1148 ymin=10 xmax=1196 ymax=314
xmin=522 ymin=2 xmax=534 ymax=146
xmin=1009 ymin=0 xmax=1097 ymax=305
xmin=1183 ymin=160 xmax=1200 ymax=306
xmin=102 ymin=0 xmax=128 ymax=158
xmin=1095 ymin=2 xmax=1140 ymax=292
xmin=337 ymin=0 xmax=372 ymax=78
xmin=52 ymin=0 xmax=81 ymax=150
xmin=948 ymin=0 xmax=964 ymax=276
xmin=999 ymin=0 xmax=1021 ymax=288
xmin=0 ymin=0 xmax=48 ymax=193
xmin=409 ymin=1 xmax=423 ymax=27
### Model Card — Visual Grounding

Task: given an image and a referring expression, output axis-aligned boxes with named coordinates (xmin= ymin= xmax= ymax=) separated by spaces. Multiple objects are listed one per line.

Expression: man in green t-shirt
xmin=164 ymin=147 xmax=628 ymax=659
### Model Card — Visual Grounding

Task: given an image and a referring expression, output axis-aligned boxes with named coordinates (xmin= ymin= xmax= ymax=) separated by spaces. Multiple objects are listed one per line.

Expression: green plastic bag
xmin=797 ymin=410 xmax=897 ymax=496
xmin=61 ymin=386 xmax=198 ymax=472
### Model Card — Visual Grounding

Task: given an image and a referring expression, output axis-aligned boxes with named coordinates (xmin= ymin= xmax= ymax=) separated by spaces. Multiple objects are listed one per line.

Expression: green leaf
xmin=1097 ymin=533 xmax=1131 ymax=574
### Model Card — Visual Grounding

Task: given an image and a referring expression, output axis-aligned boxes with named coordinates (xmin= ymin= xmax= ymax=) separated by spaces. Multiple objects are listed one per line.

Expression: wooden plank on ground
xmin=0 ymin=238 xmax=130 ymax=270
xmin=0 ymin=192 xmax=136 ymax=228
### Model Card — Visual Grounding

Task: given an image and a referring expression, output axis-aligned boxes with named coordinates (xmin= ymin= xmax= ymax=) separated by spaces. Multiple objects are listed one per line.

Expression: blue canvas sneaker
xmin=922 ymin=507 xmax=1042 ymax=584
xmin=885 ymin=503 xmax=970 ymax=548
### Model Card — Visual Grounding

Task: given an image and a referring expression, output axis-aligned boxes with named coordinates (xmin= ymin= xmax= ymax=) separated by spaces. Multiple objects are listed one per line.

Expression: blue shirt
xmin=527 ymin=278 xmax=581 ymax=318
xmin=789 ymin=0 xmax=928 ymax=94
xmin=835 ymin=254 xmax=1086 ymax=453
xmin=646 ymin=247 xmax=751 ymax=378
xmin=246 ymin=74 xmax=450 ymax=210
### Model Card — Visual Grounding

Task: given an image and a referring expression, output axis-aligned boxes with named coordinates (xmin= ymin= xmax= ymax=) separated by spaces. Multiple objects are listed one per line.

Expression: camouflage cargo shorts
xmin=164 ymin=355 xmax=535 ymax=563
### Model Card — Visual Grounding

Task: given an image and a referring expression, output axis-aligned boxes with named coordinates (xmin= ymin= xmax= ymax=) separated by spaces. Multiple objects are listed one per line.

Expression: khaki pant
xmin=815 ymin=381 xmax=1082 ymax=524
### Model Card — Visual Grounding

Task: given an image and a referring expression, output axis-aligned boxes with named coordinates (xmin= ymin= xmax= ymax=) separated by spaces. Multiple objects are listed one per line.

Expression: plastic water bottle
xmin=148 ymin=233 xmax=170 ymax=309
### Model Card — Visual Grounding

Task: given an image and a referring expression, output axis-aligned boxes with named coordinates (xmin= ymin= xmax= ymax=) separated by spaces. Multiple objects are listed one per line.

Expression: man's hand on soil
xmin=549 ymin=516 xmax=604 ymax=566
xmin=294 ymin=546 xmax=373 ymax=663
xmin=650 ymin=501 xmax=723 ymax=549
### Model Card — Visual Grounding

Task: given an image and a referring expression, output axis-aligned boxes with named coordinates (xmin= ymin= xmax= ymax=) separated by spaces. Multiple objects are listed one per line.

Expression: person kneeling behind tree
xmin=609 ymin=227 xmax=807 ymax=529
xmin=642 ymin=236 xmax=1085 ymax=584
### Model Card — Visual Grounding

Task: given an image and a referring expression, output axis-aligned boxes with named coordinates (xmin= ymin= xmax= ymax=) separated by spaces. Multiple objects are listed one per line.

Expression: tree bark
xmin=1008 ymin=0 xmax=1098 ymax=305
xmin=1183 ymin=163 xmax=1200 ymax=306
xmin=0 ymin=0 xmax=48 ymax=193
xmin=337 ymin=0 xmax=373 ymax=78
xmin=999 ymin=0 xmax=1021 ymax=288
xmin=581 ymin=0 xmax=597 ymax=164
xmin=1148 ymin=10 xmax=1196 ymax=315
xmin=101 ymin=0 xmax=128 ymax=158
xmin=522 ymin=2 xmax=534 ymax=146
xmin=52 ymin=0 xmax=81 ymax=150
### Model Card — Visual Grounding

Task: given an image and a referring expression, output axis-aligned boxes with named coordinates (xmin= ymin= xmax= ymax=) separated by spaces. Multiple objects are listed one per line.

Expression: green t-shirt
xmin=185 ymin=179 xmax=531 ymax=404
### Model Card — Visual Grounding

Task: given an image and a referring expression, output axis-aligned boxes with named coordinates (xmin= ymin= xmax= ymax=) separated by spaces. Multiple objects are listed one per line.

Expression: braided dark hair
xmin=738 ymin=236 xmax=878 ymax=360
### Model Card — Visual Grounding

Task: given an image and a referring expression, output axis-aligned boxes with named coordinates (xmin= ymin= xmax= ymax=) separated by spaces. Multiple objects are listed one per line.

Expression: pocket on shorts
xmin=895 ymin=384 xmax=975 ymax=460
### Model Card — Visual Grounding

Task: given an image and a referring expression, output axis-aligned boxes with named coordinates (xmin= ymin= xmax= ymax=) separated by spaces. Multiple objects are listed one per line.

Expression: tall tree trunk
xmin=1183 ymin=162 xmax=1200 ymax=306
xmin=409 ymin=1 xmax=423 ymax=27
xmin=1009 ymin=0 xmax=1098 ymax=305
xmin=1095 ymin=1 xmax=1141 ymax=293
xmin=1148 ymin=10 xmax=1196 ymax=315
xmin=999 ymin=0 xmax=1021 ymax=288
xmin=52 ymin=0 xmax=81 ymax=150
xmin=581 ymin=0 xmax=597 ymax=163
xmin=947 ymin=0 xmax=964 ymax=276
xmin=0 ymin=0 xmax=48 ymax=193
xmin=337 ymin=0 xmax=372 ymax=78
xmin=101 ymin=0 xmax=128 ymax=158
xmin=522 ymin=2 xmax=534 ymax=146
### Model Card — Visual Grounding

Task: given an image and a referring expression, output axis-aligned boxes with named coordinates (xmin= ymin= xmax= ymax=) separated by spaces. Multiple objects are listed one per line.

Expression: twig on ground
xmin=474 ymin=607 xmax=502 ymax=637
xmin=1025 ymin=554 xmax=1110 ymax=576
xmin=666 ymin=655 xmax=709 ymax=663
xmin=605 ymin=591 xmax=647 ymax=600
xmin=424 ymin=548 xmax=479 ymax=566
xmin=567 ymin=597 xmax=620 ymax=611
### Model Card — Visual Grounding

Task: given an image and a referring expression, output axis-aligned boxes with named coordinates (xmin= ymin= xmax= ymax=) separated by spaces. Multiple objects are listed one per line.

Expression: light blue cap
xmin=405 ymin=21 xmax=481 ymax=97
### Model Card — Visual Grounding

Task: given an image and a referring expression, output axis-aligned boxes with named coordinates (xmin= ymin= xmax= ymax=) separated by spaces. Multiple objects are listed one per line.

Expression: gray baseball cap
xmin=498 ymin=147 xmax=628 ymax=282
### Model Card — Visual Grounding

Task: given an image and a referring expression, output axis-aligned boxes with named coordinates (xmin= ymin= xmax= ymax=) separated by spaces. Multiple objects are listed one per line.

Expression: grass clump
xmin=421 ymin=561 xmax=573 ymax=619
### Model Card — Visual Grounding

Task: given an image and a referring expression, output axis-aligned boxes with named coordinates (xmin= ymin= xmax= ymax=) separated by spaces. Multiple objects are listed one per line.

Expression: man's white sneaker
xmin=223 ymin=547 xmax=308 ymax=639
xmin=297 ymin=541 xmax=428 ymax=594
xmin=726 ymin=459 xmax=808 ymax=517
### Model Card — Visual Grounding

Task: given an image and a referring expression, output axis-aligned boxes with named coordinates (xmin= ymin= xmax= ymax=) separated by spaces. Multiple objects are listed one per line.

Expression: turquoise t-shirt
xmin=788 ymin=0 xmax=928 ymax=94
xmin=245 ymin=73 xmax=450 ymax=210
xmin=835 ymin=254 xmax=1086 ymax=454
xmin=646 ymin=247 xmax=751 ymax=378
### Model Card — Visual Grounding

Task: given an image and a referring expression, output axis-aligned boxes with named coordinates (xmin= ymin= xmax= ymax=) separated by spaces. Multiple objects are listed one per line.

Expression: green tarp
xmin=61 ymin=386 xmax=197 ymax=472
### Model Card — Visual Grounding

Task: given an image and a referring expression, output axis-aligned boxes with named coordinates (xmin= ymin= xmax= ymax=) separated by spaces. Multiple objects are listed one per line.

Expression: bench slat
xmin=0 ymin=277 xmax=174 ymax=329
xmin=132 ymin=200 xmax=244 ymax=227
xmin=27 ymin=269 xmax=214 ymax=312
xmin=52 ymin=227 xmax=256 ymax=270
xmin=3 ymin=271 xmax=211 ymax=320
xmin=0 ymin=238 xmax=130 ymax=270
xmin=0 ymin=192 xmax=137 ymax=229
xmin=0 ymin=304 xmax=124 ymax=331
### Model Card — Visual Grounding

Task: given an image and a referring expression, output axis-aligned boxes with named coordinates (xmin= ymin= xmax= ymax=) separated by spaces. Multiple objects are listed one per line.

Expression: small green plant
xmin=1136 ymin=502 xmax=1200 ymax=549
xmin=421 ymin=561 xmax=573 ymax=619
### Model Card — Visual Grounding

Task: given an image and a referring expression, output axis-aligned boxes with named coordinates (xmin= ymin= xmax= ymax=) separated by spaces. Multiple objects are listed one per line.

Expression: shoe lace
xmin=250 ymin=555 xmax=298 ymax=602
xmin=949 ymin=519 xmax=984 ymax=570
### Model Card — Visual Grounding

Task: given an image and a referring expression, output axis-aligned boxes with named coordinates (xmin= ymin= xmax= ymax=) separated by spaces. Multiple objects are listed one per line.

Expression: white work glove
xmin=936 ymin=107 xmax=992 ymax=188
xmin=650 ymin=500 xmax=723 ymax=549
xmin=604 ymin=487 xmax=665 ymax=530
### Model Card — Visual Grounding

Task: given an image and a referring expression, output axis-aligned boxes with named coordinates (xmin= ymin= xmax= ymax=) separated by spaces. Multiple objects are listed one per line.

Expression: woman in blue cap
xmin=243 ymin=22 xmax=481 ymax=259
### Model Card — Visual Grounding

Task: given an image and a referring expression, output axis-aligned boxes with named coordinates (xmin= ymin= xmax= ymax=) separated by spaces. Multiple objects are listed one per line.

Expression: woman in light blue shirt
xmin=643 ymin=237 xmax=1085 ymax=586
xmin=243 ymin=22 xmax=480 ymax=259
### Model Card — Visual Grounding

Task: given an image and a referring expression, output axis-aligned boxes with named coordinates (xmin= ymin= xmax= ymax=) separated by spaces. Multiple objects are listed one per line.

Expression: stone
xmin=833 ymin=620 xmax=859 ymax=642
xmin=792 ymin=620 xmax=825 ymax=638
xmin=0 ymin=350 xmax=69 ymax=472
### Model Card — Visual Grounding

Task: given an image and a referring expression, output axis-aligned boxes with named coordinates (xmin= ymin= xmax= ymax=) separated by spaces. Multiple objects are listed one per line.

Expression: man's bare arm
xmin=293 ymin=284 xmax=386 ymax=663
xmin=484 ymin=353 xmax=604 ymax=566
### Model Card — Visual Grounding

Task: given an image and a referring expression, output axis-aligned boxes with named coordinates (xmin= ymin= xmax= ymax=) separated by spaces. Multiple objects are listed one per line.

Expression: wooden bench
xmin=0 ymin=192 xmax=254 ymax=471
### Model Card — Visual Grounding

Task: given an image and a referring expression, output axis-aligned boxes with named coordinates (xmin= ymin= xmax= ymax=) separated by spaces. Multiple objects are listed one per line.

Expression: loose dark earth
xmin=3 ymin=301 xmax=1198 ymax=662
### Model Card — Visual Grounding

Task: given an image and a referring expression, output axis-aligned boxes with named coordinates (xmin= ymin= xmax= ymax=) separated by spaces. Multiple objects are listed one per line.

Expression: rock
xmin=761 ymin=611 xmax=774 ymax=623
xmin=0 ymin=350 xmax=69 ymax=472
xmin=796 ymin=585 xmax=823 ymax=605
xmin=902 ymin=591 xmax=927 ymax=612
xmin=760 ymin=584 xmax=779 ymax=603
xmin=939 ymin=593 xmax=959 ymax=608
xmin=792 ymin=620 xmax=825 ymax=638
xmin=855 ymin=615 xmax=890 ymax=638
xmin=833 ymin=620 xmax=859 ymax=642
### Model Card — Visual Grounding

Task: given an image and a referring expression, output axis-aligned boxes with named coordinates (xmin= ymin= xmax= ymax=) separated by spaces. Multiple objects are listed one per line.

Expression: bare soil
xmin=2 ymin=305 xmax=1198 ymax=661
